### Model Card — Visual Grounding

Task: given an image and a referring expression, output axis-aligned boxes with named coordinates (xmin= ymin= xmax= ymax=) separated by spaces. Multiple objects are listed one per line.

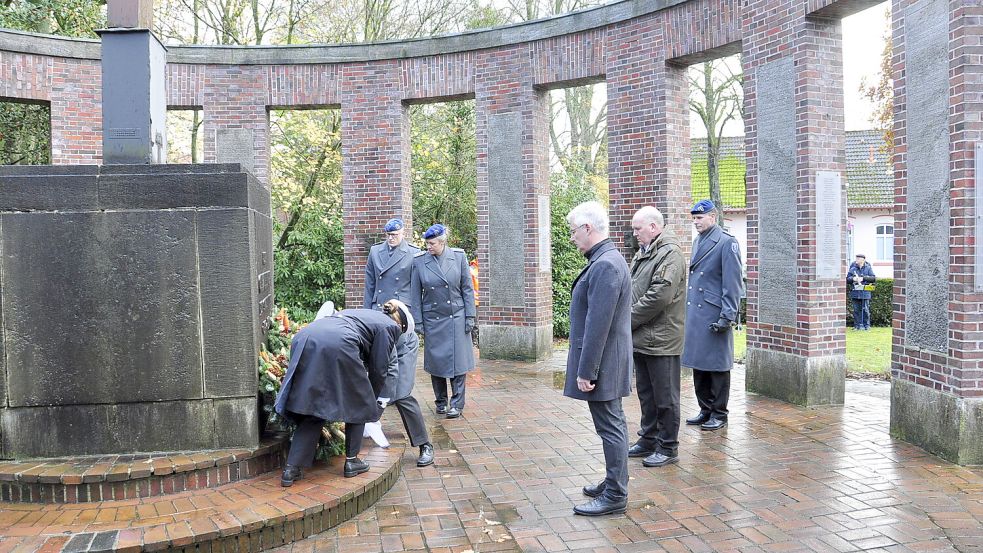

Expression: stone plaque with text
xmin=816 ymin=171 xmax=843 ymax=279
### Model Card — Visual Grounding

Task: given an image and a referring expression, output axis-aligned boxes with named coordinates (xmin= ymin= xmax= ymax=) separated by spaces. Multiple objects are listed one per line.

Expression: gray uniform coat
xmin=274 ymin=309 xmax=400 ymax=424
xmin=680 ymin=224 xmax=743 ymax=372
xmin=409 ymin=247 xmax=476 ymax=378
xmin=563 ymin=239 xmax=633 ymax=402
xmin=364 ymin=239 xmax=420 ymax=310
xmin=364 ymin=239 xmax=421 ymax=401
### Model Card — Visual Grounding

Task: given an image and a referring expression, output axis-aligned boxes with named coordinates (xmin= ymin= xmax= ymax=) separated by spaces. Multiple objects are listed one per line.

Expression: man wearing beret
xmin=364 ymin=219 xmax=435 ymax=467
xmin=681 ymin=200 xmax=743 ymax=431
xmin=409 ymin=224 xmax=476 ymax=419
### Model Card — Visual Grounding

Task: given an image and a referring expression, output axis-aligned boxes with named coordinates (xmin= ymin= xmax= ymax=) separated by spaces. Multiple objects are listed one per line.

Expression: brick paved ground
xmin=272 ymin=351 xmax=983 ymax=553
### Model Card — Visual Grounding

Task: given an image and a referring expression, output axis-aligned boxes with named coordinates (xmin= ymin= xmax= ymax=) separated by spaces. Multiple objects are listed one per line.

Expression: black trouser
xmin=692 ymin=368 xmax=730 ymax=420
xmin=587 ymin=399 xmax=629 ymax=501
xmin=391 ymin=396 xmax=430 ymax=446
xmin=431 ymin=374 xmax=467 ymax=410
xmin=633 ymin=353 xmax=680 ymax=456
xmin=286 ymin=416 xmax=365 ymax=466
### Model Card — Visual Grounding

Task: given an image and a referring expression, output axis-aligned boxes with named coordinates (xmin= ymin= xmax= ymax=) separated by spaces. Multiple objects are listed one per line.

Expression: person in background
xmin=274 ymin=301 xmax=409 ymax=485
xmin=410 ymin=224 xmax=476 ymax=419
xmin=847 ymin=254 xmax=876 ymax=330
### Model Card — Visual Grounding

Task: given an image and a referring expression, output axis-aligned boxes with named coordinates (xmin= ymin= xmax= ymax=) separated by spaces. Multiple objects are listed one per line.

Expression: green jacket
xmin=629 ymin=229 xmax=687 ymax=356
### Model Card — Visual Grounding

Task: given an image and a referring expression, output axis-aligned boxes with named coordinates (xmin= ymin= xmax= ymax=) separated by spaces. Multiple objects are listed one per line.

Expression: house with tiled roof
xmin=691 ymin=129 xmax=895 ymax=275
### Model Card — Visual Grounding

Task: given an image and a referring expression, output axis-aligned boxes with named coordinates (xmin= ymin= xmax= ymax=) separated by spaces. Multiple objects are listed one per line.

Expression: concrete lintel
xmin=891 ymin=378 xmax=983 ymax=466
xmin=746 ymin=347 xmax=846 ymax=406
xmin=479 ymin=324 xmax=553 ymax=361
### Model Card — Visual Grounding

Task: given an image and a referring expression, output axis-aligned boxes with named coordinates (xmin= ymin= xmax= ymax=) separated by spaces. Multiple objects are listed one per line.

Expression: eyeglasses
xmin=569 ymin=224 xmax=587 ymax=237
xmin=385 ymin=232 xmax=402 ymax=238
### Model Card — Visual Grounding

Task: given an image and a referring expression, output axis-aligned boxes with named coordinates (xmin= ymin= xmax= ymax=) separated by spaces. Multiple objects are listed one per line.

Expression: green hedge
xmin=846 ymin=277 xmax=893 ymax=327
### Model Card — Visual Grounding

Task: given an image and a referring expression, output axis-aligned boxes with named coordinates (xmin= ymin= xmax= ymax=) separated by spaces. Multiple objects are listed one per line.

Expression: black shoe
xmin=700 ymin=418 xmax=727 ymax=431
xmin=343 ymin=458 xmax=370 ymax=478
xmin=582 ymin=481 xmax=606 ymax=498
xmin=280 ymin=465 xmax=302 ymax=487
xmin=436 ymin=406 xmax=447 ymax=415
xmin=642 ymin=452 xmax=679 ymax=467
xmin=573 ymin=496 xmax=627 ymax=516
xmin=417 ymin=443 xmax=435 ymax=467
xmin=686 ymin=412 xmax=710 ymax=425
xmin=445 ymin=407 xmax=462 ymax=419
xmin=628 ymin=443 xmax=655 ymax=458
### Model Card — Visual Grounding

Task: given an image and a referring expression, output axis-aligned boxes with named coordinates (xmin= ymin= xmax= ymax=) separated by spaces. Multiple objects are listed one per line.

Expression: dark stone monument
xmin=0 ymin=164 xmax=272 ymax=458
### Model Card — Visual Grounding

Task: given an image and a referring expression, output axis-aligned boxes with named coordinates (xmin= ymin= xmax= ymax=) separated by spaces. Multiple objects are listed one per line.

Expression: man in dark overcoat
xmin=681 ymin=200 xmax=743 ymax=431
xmin=363 ymin=218 xmax=434 ymax=467
xmin=409 ymin=224 xmax=476 ymax=419
xmin=274 ymin=306 xmax=407 ymax=484
xmin=628 ymin=206 xmax=686 ymax=468
xmin=564 ymin=201 xmax=633 ymax=517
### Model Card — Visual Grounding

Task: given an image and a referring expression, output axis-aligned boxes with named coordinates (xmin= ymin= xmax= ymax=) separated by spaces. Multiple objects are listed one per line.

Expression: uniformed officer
xmin=409 ymin=224 xmax=476 ymax=419
xmin=363 ymin=219 xmax=434 ymax=468
xmin=680 ymin=200 xmax=743 ymax=431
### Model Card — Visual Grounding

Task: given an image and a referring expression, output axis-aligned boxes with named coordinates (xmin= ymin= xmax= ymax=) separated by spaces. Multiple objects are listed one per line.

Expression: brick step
xmin=0 ymin=441 xmax=403 ymax=553
xmin=0 ymin=437 xmax=289 ymax=504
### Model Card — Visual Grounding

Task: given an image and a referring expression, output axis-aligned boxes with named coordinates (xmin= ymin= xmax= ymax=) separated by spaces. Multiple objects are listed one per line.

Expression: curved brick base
xmin=0 ymin=440 xmax=404 ymax=552
xmin=0 ymin=435 xmax=289 ymax=504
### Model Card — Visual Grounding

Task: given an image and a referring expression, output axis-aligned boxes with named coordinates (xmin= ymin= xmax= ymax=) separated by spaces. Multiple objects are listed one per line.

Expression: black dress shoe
xmin=417 ymin=443 xmax=435 ymax=467
xmin=436 ymin=406 xmax=447 ymax=415
xmin=445 ymin=407 xmax=462 ymax=419
xmin=628 ymin=443 xmax=655 ymax=458
xmin=343 ymin=457 xmax=370 ymax=478
xmin=700 ymin=418 xmax=727 ymax=431
xmin=642 ymin=452 xmax=679 ymax=467
xmin=582 ymin=481 xmax=606 ymax=498
xmin=686 ymin=412 xmax=710 ymax=425
xmin=280 ymin=465 xmax=303 ymax=487
xmin=573 ymin=496 xmax=627 ymax=516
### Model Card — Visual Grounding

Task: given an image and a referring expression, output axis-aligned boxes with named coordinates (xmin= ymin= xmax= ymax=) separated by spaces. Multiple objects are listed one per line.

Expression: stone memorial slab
xmin=217 ymin=128 xmax=256 ymax=173
xmin=976 ymin=143 xmax=983 ymax=291
xmin=904 ymin=0 xmax=949 ymax=352
xmin=816 ymin=171 xmax=843 ymax=279
xmin=539 ymin=195 xmax=551 ymax=272
xmin=488 ymin=112 xmax=525 ymax=307
xmin=756 ymin=57 xmax=797 ymax=327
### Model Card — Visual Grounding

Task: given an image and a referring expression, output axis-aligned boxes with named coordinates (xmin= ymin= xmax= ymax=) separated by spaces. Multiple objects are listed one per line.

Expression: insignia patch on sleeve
xmin=731 ymin=243 xmax=739 ymax=254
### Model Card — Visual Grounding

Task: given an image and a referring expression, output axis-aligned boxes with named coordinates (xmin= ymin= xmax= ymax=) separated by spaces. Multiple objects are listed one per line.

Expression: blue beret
xmin=423 ymin=223 xmax=447 ymax=240
xmin=691 ymin=199 xmax=716 ymax=214
xmin=384 ymin=218 xmax=404 ymax=232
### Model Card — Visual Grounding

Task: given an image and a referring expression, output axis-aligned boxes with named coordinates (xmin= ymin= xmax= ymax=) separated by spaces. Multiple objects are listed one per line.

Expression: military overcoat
xmin=680 ymin=224 xmax=743 ymax=372
xmin=409 ymin=247 xmax=476 ymax=378
xmin=563 ymin=239 xmax=633 ymax=402
xmin=364 ymin=239 xmax=420 ymax=310
xmin=274 ymin=309 xmax=400 ymax=424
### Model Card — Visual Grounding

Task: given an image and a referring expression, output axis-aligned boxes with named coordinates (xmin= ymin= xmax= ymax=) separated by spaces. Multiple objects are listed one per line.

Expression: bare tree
xmin=689 ymin=57 xmax=742 ymax=222
xmin=860 ymin=7 xmax=893 ymax=153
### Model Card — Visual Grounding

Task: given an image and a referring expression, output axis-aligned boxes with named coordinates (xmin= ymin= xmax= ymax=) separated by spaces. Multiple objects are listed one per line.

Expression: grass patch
xmin=734 ymin=327 xmax=890 ymax=377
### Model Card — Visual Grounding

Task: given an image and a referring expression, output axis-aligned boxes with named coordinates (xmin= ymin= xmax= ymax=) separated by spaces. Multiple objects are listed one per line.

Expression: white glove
xmin=363 ymin=421 xmax=390 ymax=448
xmin=377 ymin=397 xmax=390 ymax=409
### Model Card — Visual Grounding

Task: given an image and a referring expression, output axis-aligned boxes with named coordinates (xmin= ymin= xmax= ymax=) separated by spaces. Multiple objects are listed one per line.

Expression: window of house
xmin=876 ymin=224 xmax=894 ymax=261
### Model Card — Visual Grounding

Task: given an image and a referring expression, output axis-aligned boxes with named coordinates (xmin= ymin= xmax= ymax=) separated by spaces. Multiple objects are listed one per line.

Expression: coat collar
xmin=690 ymin=225 xmax=721 ymax=267
xmin=573 ymin=239 xmax=615 ymax=290
xmin=379 ymin=240 xmax=410 ymax=273
xmin=424 ymin=249 xmax=450 ymax=283
xmin=633 ymin=229 xmax=677 ymax=263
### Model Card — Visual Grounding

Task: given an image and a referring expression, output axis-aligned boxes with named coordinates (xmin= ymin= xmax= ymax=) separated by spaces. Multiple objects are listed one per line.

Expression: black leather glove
xmin=708 ymin=317 xmax=731 ymax=333
xmin=465 ymin=317 xmax=475 ymax=335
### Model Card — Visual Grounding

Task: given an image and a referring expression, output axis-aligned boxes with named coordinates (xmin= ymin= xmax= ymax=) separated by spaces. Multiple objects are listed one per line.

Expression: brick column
xmin=474 ymin=45 xmax=552 ymax=361
xmin=340 ymin=61 xmax=412 ymax=309
xmin=743 ymin=8 xmax=848 ymax=406
xmin=49 ymin=58 xmax=103 ymax=164
xmin=203 ymin=65 xmax=270 ymax=184
xmin=606 ymin=14 xmax=691 ymax=258
xmin=889 ymin=0 xmax=983 ymax=464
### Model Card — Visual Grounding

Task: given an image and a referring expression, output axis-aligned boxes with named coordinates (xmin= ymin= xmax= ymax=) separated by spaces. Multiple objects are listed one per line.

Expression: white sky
xmin=690 ymin=3 xmax=891 ymax=137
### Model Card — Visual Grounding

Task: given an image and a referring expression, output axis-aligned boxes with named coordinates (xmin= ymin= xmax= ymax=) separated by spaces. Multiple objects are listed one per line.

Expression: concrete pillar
xmin=607 ymin=14 xmax=691 ymax=258
xmin=743 ymin=7 xmax=848 ymax=406
xmin=474 ymin=45 xmax=553 ymax=361
xmin=340 ymin=61 xmax=412 ymax=309
xmin=889 ymin=0 xmax=983 ymax=464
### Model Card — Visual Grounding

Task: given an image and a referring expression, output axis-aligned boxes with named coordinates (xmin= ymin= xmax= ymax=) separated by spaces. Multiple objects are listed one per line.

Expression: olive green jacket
xmin=629 ymin=229 xmax=687 ymax=356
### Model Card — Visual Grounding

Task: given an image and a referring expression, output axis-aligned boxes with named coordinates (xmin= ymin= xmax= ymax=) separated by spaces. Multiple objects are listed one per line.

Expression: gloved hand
xmin=377 ymin=397 xmax=390 ymax=409
xmin=708 ymin=317 xmax=731 ymax=333
xmin=465 ymin=317 xmax=475 ymax=335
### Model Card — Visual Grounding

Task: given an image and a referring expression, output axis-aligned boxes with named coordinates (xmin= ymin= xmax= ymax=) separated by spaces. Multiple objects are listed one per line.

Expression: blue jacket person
xmin=409 ymin=224 xmax=476 ymax=419
xmin=680 ymin=200 xmax=743 ymax=431
xmin=847 ymin=254 xmax=876 ymax=330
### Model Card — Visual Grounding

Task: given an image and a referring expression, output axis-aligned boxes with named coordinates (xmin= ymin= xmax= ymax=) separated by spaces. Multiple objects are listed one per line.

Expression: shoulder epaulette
xmin=451 ymin=247 xmax=465 ymax=254
xmin=413 ymin=251 xmax=427 ymax=257
xmin=372 ymin=240 xmax=385 ymax=246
